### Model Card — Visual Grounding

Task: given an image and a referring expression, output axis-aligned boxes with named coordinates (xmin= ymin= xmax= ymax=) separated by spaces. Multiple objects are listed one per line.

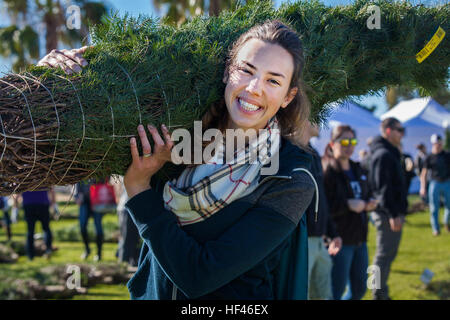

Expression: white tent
xmin=380 ymin=97 xmax=450 ymax=157
xmin=310 ymin=100 xmax=381 ymax=160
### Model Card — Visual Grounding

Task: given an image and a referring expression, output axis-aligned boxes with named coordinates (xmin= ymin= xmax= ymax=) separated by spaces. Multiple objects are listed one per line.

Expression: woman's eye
xmin=269 ymin=79 xmax=280 ymax=85
xmin=239 ymin=67 xmax=252 ymax=74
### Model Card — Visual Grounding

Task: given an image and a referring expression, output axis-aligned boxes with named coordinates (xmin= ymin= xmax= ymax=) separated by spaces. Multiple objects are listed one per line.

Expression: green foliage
xmin=362 ymin=196 xmax=450 ymax=300
xmin=0 ymin=0 xmax=109 ymax=72
xmin=0 ymin=25 xmax=39 ymax=71
xmin=49 ymin=0 xmax=450 ymax=126
xmin=0 ymin=212 xmax=130 ymax=300
xmin=280 ymin=0 xmax=449 ymax=120
xmin=2 ymin=0 xmax=449 ymax=190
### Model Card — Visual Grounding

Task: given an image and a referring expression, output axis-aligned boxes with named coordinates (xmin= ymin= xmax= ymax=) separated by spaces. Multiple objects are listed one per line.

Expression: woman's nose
xmin=245 ymin=77 xmax=262 ymax=96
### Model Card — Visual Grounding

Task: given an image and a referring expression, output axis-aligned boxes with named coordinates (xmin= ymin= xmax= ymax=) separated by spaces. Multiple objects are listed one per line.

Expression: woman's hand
xmin=405 ymin=157 xmax=414 ymax=172
xmin=389 ymin=216 xmax=404 ymax=232
xmin=347 ymin=199 xmax=366 ymax=213
xmin=328 ymin=237 xmax=342 ymax=256
xmin=124 ymin=124 xmax=174 ymax=199
xmin=364 ymin=198 xmax=379 ymax=212
xmin=37 ymin=46 xmax=90 ymax=74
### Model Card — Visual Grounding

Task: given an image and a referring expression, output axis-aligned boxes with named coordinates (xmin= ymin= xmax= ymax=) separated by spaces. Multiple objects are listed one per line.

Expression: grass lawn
xmin=0 ymin=202 xmax=130 ymax=300
xmin=362 ymin=196 xmax=450 ymax=300
xmin=1 ymin=196 xmax=449 ymax=300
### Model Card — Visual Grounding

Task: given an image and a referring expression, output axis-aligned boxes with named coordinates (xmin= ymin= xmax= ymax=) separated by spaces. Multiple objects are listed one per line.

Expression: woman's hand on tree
xmin=37 ymin=46 xmax=90 ymax=74
xmin=124 ymin=124 xmax=174 ymax=199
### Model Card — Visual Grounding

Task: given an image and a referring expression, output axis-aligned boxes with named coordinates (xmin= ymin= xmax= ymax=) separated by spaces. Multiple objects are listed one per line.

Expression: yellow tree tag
xmin=416 ymin=26 xmax=446 ymax=63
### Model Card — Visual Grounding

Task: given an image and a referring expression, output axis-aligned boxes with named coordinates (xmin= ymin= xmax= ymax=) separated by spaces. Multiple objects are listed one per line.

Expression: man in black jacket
xmin=368 ymin=117 xmax=408 ymax=300
xmin=297 ymin=121 xmax=342 ymax=300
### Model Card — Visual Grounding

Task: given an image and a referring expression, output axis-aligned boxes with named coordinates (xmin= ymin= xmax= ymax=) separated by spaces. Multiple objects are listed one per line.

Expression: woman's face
xmin=331 ymin=130 xmax=356 ymax=161
xmin=223 ymin=38 xmax=298 ymax=132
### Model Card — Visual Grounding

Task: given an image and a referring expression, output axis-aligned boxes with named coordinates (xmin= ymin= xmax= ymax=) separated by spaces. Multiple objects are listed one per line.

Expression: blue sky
xmin=0 ymin=0 xmax=393 ymax=116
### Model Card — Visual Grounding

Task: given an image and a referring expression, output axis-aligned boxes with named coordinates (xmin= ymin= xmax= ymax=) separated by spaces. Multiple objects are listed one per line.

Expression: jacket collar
xmin=370 ymin=135 xmax=401 ymax=159
xmin=259 ymin=137 xmax=313 ymax=178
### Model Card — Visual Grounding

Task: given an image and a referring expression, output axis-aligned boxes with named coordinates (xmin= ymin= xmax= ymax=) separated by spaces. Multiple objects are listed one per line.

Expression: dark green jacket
xmin=125 ymin=138 xmax=315 ymax=300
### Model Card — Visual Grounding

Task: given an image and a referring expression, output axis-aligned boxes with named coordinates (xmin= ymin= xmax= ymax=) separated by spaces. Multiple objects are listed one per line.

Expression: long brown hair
xmin=201 ymin=19 xmax=311 ymax=142
xmin=322 ymin=124 xmax=356 ymax=172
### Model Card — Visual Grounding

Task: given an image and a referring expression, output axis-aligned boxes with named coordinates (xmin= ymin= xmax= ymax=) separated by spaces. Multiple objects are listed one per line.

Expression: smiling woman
xmin=224 ymin=39 xmax=298 ymax=132
xmin=202 ymin=20 xmax=311 ymax=139
xmin=120 ymin=20 xmax=317 ymax=300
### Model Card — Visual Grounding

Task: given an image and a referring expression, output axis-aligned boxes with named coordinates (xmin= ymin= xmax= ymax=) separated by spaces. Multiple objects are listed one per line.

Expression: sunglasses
xmin=337 ymin=138 xmax=358 ymax=147
xmin=392 ymin=126 xmax=406 ymax=134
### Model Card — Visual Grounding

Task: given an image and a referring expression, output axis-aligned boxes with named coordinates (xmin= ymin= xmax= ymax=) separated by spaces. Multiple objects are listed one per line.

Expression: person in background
xmin=415 ymin=143 xmax=427 ymax=176
xmin=322 ymin=125 xmax=377 ymax=300
xmin=399 ymin=144 xmax=415 ymax=202
xmin=296 ymin=121 xmax=341 ymax=300
xmin=368 ymin=117 xmax=407 ymax=300
xmin=420 ymin=134 xmax=450 ymax=236
xmin=0 ymin=196 xmax=12 ymax=241
xmin=358 ymin=149 xmax=368 ymax=164
xmin=415 ymin=143 xmax=428 ymax=203
xmin=20 ymin=189 xmax=56 ymax=260
xmin=359 ymin=137 xmax=375 ymax=173
xmin=75 ymin=180 xmax=104 ymax=261
xmin=114 ymin=176 xmax=140 ymax=267
xmin=10 ymin=195 xmax=20 ymax=224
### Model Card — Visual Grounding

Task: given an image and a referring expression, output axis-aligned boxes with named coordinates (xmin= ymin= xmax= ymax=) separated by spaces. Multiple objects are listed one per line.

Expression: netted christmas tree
xmin=0 ymin=0 xmax=449 ymax=195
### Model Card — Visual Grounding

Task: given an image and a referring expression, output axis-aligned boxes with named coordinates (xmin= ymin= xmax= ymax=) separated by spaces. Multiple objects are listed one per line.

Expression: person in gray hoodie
xmin=368 ymin=117 xmax=407 ymax=300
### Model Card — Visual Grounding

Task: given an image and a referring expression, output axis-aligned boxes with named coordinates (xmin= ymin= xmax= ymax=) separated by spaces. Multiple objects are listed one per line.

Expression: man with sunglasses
xmin=367 ymin=117 xmax=408 ymax=300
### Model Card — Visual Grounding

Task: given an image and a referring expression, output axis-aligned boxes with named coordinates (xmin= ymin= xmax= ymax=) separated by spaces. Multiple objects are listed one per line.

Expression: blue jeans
xmin=331 ymin=243 xmax=368 ymax=300
xmin=2 ymin=209 xmax=11 ymax=226
xmin=79 ymin=203 xmax=103 ymax=255
xmin=428 ymin=180 xmax=450 ymax=233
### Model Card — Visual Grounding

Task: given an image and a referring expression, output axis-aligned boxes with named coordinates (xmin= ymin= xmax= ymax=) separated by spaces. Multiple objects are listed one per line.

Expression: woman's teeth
xmin=239 ymin=99 xmax=261 ymax=111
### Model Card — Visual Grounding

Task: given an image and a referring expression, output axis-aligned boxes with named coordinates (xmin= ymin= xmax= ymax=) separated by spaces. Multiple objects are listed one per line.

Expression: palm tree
xmin=0 ymin=0 xmax=109 ymax=72
xmin=385 ymin=85 xmax=416 ymax=110
xmin=386 ymin=83 xmax=450 ymax=110
xmin=152 ymin=0 xmax=237 ymax=26
xmin=426 ymin=84 xmax=450 ymax=110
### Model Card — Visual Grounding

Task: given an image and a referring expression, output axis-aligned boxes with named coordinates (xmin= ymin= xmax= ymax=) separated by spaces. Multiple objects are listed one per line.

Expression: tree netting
xmin=0 ymin=0 xmax=449 ymax=195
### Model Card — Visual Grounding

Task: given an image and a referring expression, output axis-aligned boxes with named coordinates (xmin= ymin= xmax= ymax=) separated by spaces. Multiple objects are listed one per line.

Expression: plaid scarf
xmin=163 ymin=117 xmax=280 ymax=226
